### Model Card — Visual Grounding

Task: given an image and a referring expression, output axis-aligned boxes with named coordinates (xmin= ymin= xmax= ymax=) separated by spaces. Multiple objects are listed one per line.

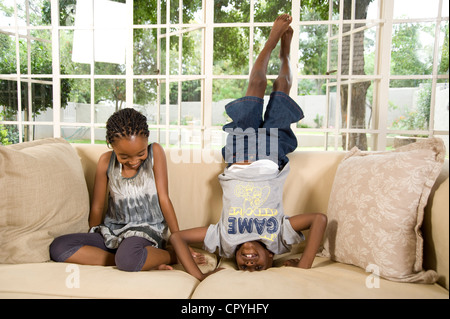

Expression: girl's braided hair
xmin=106 ymin=108 xmax=149 ymax=145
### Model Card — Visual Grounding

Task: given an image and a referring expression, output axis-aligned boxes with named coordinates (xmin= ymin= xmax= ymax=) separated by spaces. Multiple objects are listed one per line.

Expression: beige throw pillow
xmin=320 ymin=138 xmax=445 ymax=283
xmin=0 ymin=138 xmax=89 ymax=263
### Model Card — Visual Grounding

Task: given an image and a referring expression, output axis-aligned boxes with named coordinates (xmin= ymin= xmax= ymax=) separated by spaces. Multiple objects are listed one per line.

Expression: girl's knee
xmin=50 ymin=232 xmax=107 ymax=262
xmin=49 ymin=234 xmax=80 ymax=262
xmin=49 ymin=236 xmax=66 ymax=262
xmin=115 ymin=254 xmax=143 ymax=272
xmin=115 ymin=237 xmax=148 ymax=272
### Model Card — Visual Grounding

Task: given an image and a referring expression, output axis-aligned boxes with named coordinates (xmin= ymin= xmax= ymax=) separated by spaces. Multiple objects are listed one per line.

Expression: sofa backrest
xmin=72 ymin=145 xmax=347 ymax=227
xmin=72 ymin=144 xmax=449 ymax=289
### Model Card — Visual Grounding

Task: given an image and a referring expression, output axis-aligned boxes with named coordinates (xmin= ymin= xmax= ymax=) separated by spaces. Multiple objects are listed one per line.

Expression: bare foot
xmin=265 ymin=14 xmax=293 ymax=50
xmin=280 ymin=26 xmax=293 ymax=58
xmin=156 ymin=264 xmax=173 ymax=270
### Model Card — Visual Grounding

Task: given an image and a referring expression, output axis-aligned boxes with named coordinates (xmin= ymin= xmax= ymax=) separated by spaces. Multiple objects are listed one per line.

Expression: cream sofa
xmin=0 ymin=138 xmax=448 ymax=299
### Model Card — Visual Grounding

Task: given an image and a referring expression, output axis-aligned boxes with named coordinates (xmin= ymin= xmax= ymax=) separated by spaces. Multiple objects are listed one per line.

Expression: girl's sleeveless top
xmin=90 ymin=144 xmax=168 ymax=249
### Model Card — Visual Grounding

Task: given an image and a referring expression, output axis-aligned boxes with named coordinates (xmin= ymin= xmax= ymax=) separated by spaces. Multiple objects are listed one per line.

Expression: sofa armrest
xmin=423 ymin=160 xmax=449 ymax=290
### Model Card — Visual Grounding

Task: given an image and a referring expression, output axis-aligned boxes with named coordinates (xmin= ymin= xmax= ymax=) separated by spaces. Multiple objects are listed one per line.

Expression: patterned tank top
xmin=90 ymin=144 xmax=168 ymax=249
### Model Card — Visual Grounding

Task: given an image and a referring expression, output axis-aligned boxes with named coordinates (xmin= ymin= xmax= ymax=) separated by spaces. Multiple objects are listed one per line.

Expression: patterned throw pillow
xmin=320 ymin=138 xmax=445 ymax=283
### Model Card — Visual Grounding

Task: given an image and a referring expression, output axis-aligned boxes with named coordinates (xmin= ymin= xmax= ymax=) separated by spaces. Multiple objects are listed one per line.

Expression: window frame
xmin=0 ymin=0 xmax=448 ymax=154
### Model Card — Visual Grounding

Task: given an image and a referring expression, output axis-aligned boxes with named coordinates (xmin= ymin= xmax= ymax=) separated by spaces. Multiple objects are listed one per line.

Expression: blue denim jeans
xmin=222 ymin=91 xmax=304 ymax=169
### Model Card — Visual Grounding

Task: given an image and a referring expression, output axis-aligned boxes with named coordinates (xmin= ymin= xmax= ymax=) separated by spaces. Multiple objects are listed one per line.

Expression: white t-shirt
xmin=203 ymin=160 xmax=304 ymax=258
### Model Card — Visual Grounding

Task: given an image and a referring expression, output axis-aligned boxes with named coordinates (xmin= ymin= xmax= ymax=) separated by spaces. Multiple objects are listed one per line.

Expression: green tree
xmin=389 ymin=22 xmax=444 ymax=132
xmin=0 ymin=112 xmax=11 ymax=145
xmin=390 ymin=23 xmax=433 ymax=87
xmin=439 ymin=23 xmax=449 ymax=74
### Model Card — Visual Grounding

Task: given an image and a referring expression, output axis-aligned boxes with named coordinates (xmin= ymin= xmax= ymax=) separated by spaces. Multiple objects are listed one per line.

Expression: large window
xmin=1 ymin=0 xmax=448 ymax=156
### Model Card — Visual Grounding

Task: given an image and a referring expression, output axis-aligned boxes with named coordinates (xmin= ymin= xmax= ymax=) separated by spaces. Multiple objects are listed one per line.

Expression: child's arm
xmin=152 ymin=143 xmax=205 ymax=264
xmin=286 ymin=213 xmax=327 ymax=269
xmin=152 ymin=143 xmax=180 ymax=233
xmin=170 ymin=227 xmax=210 ymax=281
xmin=88 ymin=151 xmax=112 ymax=228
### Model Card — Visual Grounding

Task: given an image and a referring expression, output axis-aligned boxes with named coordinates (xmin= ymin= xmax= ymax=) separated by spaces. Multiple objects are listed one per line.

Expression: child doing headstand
xmin=170 ymin=14 xmax=327 ymax=281
xmin=50 ymin=108 xmax=203 ymax=271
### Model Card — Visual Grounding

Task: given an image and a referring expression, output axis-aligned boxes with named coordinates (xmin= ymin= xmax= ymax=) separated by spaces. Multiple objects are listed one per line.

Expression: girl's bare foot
xmin=265 ymin=14 xmax=293 ymax=50
xmin=156 ymin=264 xmax=173 ymax=270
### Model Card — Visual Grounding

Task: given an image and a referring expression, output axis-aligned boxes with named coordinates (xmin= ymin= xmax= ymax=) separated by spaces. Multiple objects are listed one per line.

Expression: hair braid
xmin=106 ymin=108 xmax=149 ymax=145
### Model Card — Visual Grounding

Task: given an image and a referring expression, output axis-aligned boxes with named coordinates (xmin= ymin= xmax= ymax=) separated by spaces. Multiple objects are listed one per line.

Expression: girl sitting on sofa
xmin=170 ymin=14 xmax=327 ymax=281
xmin=50 ymin=108 xmax=203 ymax=271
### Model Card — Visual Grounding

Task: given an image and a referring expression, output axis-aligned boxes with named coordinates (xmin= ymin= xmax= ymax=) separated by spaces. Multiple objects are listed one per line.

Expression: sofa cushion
xmin=320 ymin=137 xmax=445 ymax=283
xmin=0 ymin=138 xmax=90 ymax=263
xmin=0 ymin=263 xmax=199 ymax=298
xmin=191 ymin=254 xmax=448 ymax=299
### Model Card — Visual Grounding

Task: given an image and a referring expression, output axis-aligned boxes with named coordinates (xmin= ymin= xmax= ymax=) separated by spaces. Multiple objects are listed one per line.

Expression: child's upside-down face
xmin=235 ymin=241 xmax=274 ymax=271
